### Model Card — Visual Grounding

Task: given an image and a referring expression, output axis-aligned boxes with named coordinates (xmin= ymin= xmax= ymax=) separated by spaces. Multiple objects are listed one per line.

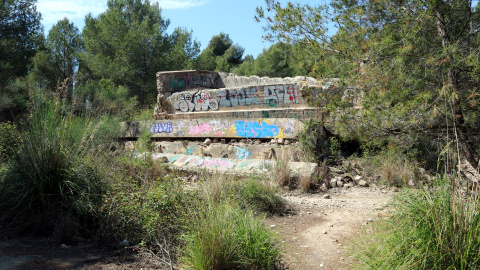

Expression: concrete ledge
xmin=150 ymin=153 xmax=319 ymax=181
xmin=163 ymin=107 xmax=322 ymax=121
xmin=121 ymin=118 xmax=304 ymax=139
xmin=125 ymin=141 xmax=296 ymax=160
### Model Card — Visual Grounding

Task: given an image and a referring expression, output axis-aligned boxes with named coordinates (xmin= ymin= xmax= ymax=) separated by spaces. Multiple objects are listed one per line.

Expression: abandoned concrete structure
xmin=122 ymin=70 xmax=338 ymax=180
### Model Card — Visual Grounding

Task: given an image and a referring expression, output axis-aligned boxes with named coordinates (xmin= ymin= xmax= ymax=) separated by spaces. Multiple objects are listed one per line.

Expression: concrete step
xmin=148 ymin=153 xmax=319 ymax=181
xmin=121 ymin=118 xmax=305 ymax=139
xmin=125 ymin=140 xmax=297 ymax=161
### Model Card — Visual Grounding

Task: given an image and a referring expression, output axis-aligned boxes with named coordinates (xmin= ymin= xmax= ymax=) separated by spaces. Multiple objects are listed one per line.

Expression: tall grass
xmin=355 ymin=176 xmax=480 ymax=269
xmin=180 ymin=201 xmax=282 ymax=270
xmin=0 ymin=99 xmax=120 ymax=234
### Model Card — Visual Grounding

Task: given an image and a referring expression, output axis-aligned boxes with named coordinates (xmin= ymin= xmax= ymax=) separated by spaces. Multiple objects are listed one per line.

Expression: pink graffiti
xmin=194 ymin=158 xmax=234 ymax=168
xmin=216 ymin=131 xmax=223 ymax=136
xmin=189 ymin=123 xmax=213 ymax=136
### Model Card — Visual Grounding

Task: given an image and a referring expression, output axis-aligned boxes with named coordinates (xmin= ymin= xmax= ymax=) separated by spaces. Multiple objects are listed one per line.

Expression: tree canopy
xmin=194 ymin=32 xmax=245 ymax=72
xmin=257 ymin=0 xmax=480 ymax=168
xmin=81 ymin=0 xmax=171 ymax=104
xmin=0 ymin=0 xmax=43 ymax=121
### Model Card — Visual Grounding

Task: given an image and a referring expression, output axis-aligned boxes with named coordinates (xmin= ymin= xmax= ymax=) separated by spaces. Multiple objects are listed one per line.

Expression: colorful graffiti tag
xmin=189 ymin=123 xmax=213 ymax=136
xmin=150 ymin=122 xmax=173 ymax=134
xmin=235 ymin=147 xmax=251 ymax=159
xmin=234 ymin=121 xmax=280 ymax=138
xmin=173 ymin=91 xmax=219 ymax=112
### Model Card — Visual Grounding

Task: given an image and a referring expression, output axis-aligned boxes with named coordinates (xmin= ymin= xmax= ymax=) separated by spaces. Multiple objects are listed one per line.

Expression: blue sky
xmin=36 ymin=0 xmax=319 ymax=58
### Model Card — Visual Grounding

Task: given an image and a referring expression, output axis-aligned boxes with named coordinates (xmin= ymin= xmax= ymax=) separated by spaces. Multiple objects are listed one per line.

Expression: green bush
xmin=234 ymin=178 xmax=285 ymax=215
xmin=0 ymin=100 xmax=117 ymax=235
xmin=298 ymin=119 xmax=325 ymax=163
xmin=180 ymin=201 xmax=281 ymax=270
xmin=356 ymin=177 xmax=480 ymax=269
xmin=0 ymin=121 xmax=19 ymax=162
xmin=198 ymin=173 xmax=285 ymax=215
xmin=73 ymin=79 xmax=138 ymax=119
xmin=97 ymin=156 xmax=194 ymax=247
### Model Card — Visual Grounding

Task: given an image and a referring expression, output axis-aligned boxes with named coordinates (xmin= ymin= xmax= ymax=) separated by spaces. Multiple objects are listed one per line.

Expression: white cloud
xmin=37 ymin=0 xmax=107 ymax=29
xmin=155 ymin=0 xmax=210 ymax=9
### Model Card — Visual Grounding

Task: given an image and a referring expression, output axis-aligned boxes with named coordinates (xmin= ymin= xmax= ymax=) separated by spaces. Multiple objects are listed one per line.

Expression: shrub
xmin=73 ymin=79 xmax=138 ymax=119
xmin=356 ymin=146 xmax=416 ymax=187
xmin=198 ymin=173 xmax=285 ymax=215
xmin=234 ymin=178 xmax=285 ymax=215
xmin=0 ymin=121 xmax=19 ymax=162
xmin=180 ymin=201 xmax=281 ymax=270
xmin=298 ymin=119 xmax=325 ymax=163
xmin=355 ymin=176 xmax=480 ymax=269
xmin=0 ymin=100 xmax=115 ymax=235
xmin=97 ymin=156 xmax=194 ymax=248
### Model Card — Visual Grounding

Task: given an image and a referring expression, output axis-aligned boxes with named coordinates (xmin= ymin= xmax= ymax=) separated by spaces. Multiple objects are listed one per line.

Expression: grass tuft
xmin=355 ymin=176 xmax=480 ymax=269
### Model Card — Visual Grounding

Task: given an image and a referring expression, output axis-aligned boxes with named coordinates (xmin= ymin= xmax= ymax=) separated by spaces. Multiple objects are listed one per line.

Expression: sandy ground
xmin=266 ymin=186 xmax=396 ymax=270
xmin=0 ymin=186 xmax=396 ymax=270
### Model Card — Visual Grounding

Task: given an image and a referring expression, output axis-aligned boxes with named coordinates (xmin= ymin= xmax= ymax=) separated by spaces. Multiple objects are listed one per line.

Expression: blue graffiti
xmin=235 ymin=147 xmax=251 ymax=159
xmin=234 ymin=121 xmax=280 ymax=138
xmin=186 ymin=146 xmax=195 ymax=155
xmin=150 ymin=122 xmax=173 ymax=134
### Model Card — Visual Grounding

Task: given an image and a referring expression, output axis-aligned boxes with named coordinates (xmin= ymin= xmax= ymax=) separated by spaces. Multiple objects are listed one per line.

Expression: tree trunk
xmin=435 ymin=7 xmax=479 ymax=170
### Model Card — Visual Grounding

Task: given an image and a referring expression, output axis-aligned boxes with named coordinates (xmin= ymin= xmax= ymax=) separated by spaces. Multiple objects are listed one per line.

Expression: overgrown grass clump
xmin=356 ymin=177 xmax=480 ymax=269
xmin=97 ymin=157 xmax=194 ymax=247
xmin=0 ymin=97 xmax=284 ymax=268
xmin=180 ymin=201 xmax=281 ymax=270
xmin=0 ymin=100 xmax=120 ymax=234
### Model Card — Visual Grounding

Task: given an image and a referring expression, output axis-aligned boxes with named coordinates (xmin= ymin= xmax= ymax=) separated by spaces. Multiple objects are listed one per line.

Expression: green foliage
xmin=98 ymin=157 xmax=193 ymax=246
xmin=233 ymin=42 xmax=308 ymax=78
xmin=180 ymin=201 xmax=281 ymax=270
xmin=194 ymin=32 xmax=245 ymax=72
xmin=73 ymin=79 xmax=138 ymax=119
xmin=81 ymin=0 xmax=171 ymax=105
xmin=298 ymin=119 xmax=325 ymax=163
xmin=0 ymin=0 xmax=43 ymax=80
xmin=355 ymin=146 xmax=417 ymax=187
xmin=198 ymin=173 xmax=285 ymax=215
xmin=0 ymin=99 xmax=117 ymax=234
xmin=233 ymin=178 xmax=285 ymax=215
xmin=0 ymin=121 xmax=19 ymax=162
xmin=0 ymin=77 xmax=30 ymax=122
xmin=167 ymin=27 xmax=201 ymax=70
xmin=356 ymin=177 xmax=480 ymax=269
xmin=31 ymin=18 xmax=82 ymax=93
xmin=257 ymin=0 xmax=480 ymax=167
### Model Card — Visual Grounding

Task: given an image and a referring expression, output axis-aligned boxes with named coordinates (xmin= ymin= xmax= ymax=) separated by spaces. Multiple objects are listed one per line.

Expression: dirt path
xmin=265 ymin=186 xmax=396 ymax=270
xmin=0 ymin=186 xmax=396 ymax=270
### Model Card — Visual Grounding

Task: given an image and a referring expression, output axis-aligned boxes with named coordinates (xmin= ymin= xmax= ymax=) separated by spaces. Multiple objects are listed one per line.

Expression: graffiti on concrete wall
xmin=150 ymin=122 xmax=173 ymax=134
xmin=167 ymin=74 xmax=217 ymax=90
xmin=186 ymin=146 xmax=195 ymax=155
xmin=169 ymin=84 xmax=301 ymax=113
xmin=235 ymin=147 xmax=251 ymax=159
xmin=217 ymin=88 xmax=261 ymax=107
xmin=264 ymin=85 xmax=298 ymax=107
xmin=173 ymin=91 xmax=219 ymax=112
xmin=234 ymin=121 xmax=280 ymax=138
xmin=189 ymin=123 xmax=213 ymax=136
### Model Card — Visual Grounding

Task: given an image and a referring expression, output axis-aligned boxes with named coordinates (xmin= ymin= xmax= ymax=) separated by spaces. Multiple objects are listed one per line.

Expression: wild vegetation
xmin=2 ymin=0 xmax=480 ymax=268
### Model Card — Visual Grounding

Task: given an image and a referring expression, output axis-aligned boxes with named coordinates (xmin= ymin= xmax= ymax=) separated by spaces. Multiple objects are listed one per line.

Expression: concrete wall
xmin=150 ymin=153 xmax=319 ymax=180
xmin=122 ymin=118 xmax=304 ymax=139
xmin=153 ymin=70 xmax=331 ymax=120
xmin=164 ymin=84 xmax=307 ymax=114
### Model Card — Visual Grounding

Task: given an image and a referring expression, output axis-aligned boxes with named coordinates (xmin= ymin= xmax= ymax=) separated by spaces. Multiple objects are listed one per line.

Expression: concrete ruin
xmin=122 ymin=70 xmax=339 ymax=181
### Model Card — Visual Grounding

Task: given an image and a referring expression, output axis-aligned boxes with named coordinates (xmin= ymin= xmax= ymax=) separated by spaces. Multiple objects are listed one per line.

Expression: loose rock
xmin=358 ymin=180 xmax=369 ymax=187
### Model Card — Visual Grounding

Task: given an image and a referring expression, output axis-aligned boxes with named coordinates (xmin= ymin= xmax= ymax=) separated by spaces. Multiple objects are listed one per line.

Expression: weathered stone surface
xmin=153 ymin=70 xmax=333 ymax=120
xmin=164 ymin=108 xmax=323 ymax=121
xmin=121 ymin=118 xmax=304 ymax=139
xmin=150 ymin=153 xmax=319 ymax=181
xmin=358 ymin=180 xmax=369 ymax=187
